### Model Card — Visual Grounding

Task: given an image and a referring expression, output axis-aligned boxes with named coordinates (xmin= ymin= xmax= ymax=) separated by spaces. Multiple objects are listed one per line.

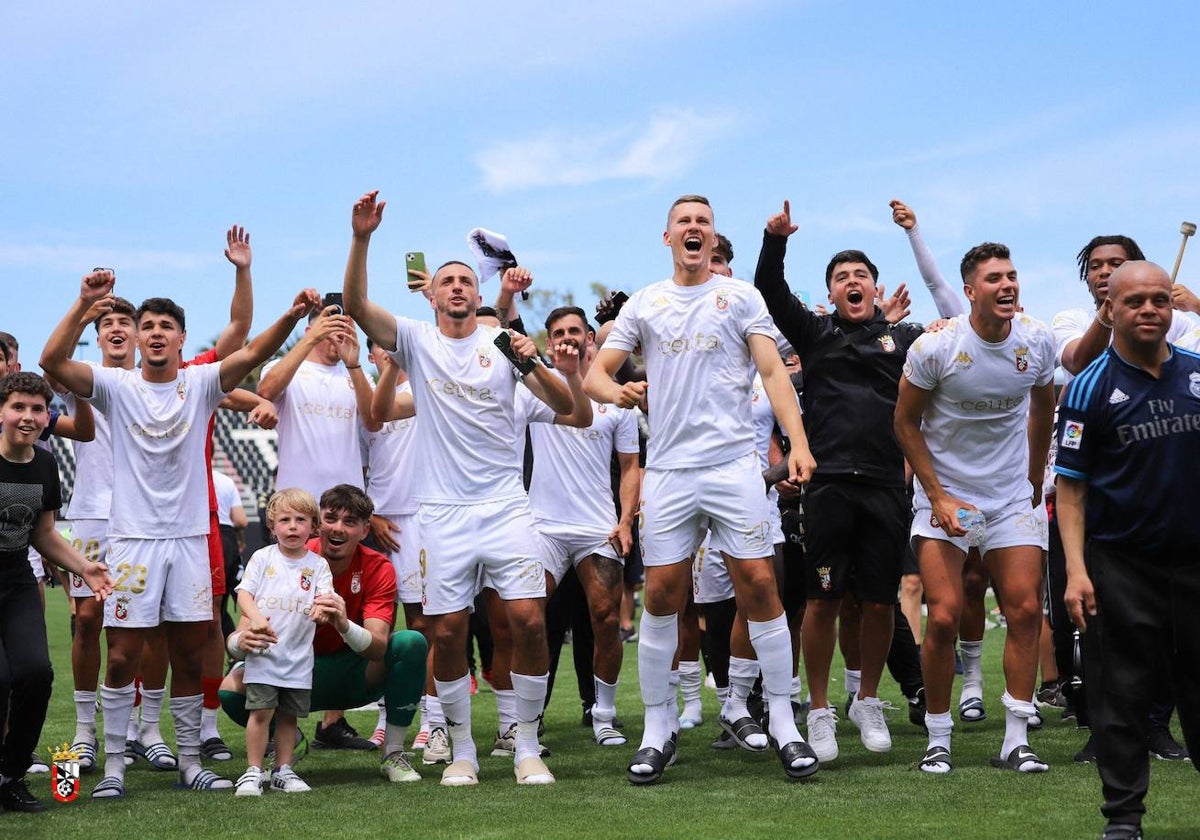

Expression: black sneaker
xmin=1075 ymin=733 xmax=1097 ymax=764
xmin=908 ymin=687 xmax=927 ymax=729
xmin=1149 ymin=729 xmax=1191 ymax=761
xmin=1101 ymin=822 xmax=1142 ymax=840
xmin=0 ymin=777 xmax=46 ymax=813
xmin=314 ymin=717 xmax=375 ymax=750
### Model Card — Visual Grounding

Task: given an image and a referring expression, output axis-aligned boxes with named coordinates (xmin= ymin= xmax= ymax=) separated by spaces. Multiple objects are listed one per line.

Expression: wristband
xmin=345 ymin=364 xmax=362 ymax=370
xmin=339 ymin=620 xmax=373 ymax=653
xmin=1096 ymin=313 xmax=1113 ymax=330
xmin=226 ymin=631 xmax=246 ymax=661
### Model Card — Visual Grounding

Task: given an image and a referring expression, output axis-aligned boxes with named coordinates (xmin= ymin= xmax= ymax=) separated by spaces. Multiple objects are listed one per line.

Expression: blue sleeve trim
xmin=1053 ymin=466 xmax=1088 ymax=480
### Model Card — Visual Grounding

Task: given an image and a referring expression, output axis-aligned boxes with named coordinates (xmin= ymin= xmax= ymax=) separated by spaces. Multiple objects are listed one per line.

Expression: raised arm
xmin=40 ymin=270 xmax=115 ymax=398
xmin=890 ymin=199 xmax=964 ymax=318
xmin=337 ymin=326 xmax=382 ymax=432
xmin=541 ymin=340 xmax=592 ymax=427
xmin=370 ymin=355 xmax=416 ymax=422
xmin=212 ymin=225 xmax=255 ymax=359
xmin=343 ymin=190 xmax=399 ymax=352
xmin=753 ymin=200 xmax=820 ymax=351
xmin=1060 ymin=313 xmax=1112 ymax=375
xmin=495 ymin=267 xmax=532 ymax=330
xmin=220 ymin=290 xmax=321 ymax=394
xmin=507 ymin=331 xmax=581 ymax=419
xmin=52 ymin=398 xmax=95 ymax=442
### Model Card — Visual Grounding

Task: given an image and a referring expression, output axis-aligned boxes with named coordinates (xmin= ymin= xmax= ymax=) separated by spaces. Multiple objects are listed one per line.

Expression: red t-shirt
xmin=306 ymin=537 xmax=397 ymax=655
xmin=183 ymin=348 xmax=220 ymax=513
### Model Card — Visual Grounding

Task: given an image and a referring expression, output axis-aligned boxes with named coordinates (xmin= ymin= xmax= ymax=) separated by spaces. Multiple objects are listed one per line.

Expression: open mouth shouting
xmin=846 ymin=289 xmax=865 ymax=305
xmin=684 ymin=234 xmax=703 ymax=253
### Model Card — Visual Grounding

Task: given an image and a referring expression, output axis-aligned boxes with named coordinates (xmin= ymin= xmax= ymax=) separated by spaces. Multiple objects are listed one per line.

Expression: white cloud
xmin=0 ymin=244 xmax=205 ymax=274
xmin=475 ymin=108 xmax=736 ymax=192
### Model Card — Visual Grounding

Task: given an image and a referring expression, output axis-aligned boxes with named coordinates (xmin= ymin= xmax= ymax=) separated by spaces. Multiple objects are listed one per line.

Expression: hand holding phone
xmin=494 ymin=330 xmax=537 ymax=376
xmin=322 ymin=292 xmax=344 ymax=315
xmin=406 ymin=252 xmax=430 ymax=293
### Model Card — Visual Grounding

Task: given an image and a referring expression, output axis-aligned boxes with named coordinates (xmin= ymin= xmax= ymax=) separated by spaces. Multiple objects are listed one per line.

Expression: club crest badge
xmin=300 ymin=568 xmax=313 ymax=592
xmin=51 ymin=744 xmax=80 ymax=803
xmin=597 ymin=404 xmax=608 ymax=414
xmin=176 ymin=381 xmax=187 ymax=401
xmin=351 ymin=571 xmax=362 ymax=594
xmin=954 ymin=351 xmax=974 ymax=370
xmin=1189 ymin=372 xmax=1200 ymax=399
xmin=816 ymin=566 xmax=833 ymax=591
xmin=880 ymin=333 xmax=896 ymax=353
xmin=478 ymin=349 xmax=493 ymax=368
xmin=1015 ymin=346 xmax=1029 ymax=372
xmin=114 ymin=595 xmax=130 ymax=621
xmin=70 ymin=572 xmax=83 ymax=589
xmin=715 ymin=290 xmax=730 ymax=312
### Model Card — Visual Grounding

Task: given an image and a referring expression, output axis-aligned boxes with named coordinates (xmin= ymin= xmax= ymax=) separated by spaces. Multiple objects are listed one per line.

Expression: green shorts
xmin=310 ymin=648 xmax=382 ymax=711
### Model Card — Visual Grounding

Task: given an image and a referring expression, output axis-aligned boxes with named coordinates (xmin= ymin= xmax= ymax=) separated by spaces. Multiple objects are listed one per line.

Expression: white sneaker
xmin=422 ymin=727 xmax=451 ymax=765
xmin=806 ymin=707 xmax=839 ymax=763
xmin=235 ymin=767 xmax=263 ymax=797
xmin=270 ymin=765 xmax=311 ymax=793
xmin=848 ymin=695 xmax=893 ymax=753
xmin=380 ymin=751 xmax=421 ymax=783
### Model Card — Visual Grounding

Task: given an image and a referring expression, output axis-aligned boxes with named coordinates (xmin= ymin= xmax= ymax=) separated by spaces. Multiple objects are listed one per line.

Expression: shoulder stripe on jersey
xmin=1174 ymin=346 xmax=1200 ymax=362
xmin=1053 ymin=465 xmax=1088 ymax=480
xmin=1066 ymin=354 xmax=1109 ymax=411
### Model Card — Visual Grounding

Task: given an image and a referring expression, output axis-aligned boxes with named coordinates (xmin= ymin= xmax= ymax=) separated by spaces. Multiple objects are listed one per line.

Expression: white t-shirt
xmin=212 ymin=469 xmax=243 ymax=528
xmin=365 ymin=381 xmax=420 ymax=516
xmin=237 ymin=545 xmax=333 ymax=689
xmin=264 ymin=358 xmax=366 ymax=501
xmin=1052 ymin=306 xmax=1200 ymax=384
xmin=89 ymin=364 xmax=225 ymax=538
xmin=518 ymin=380 xmax=639 ymax=530
xmin=605 ymin=276 xmax=775 ymax=470
xmin=902 ymin=313 xmax=1055 ymax=505
xmin=63 ymin=381 xmax=113 ymax=521
xmin=389 ymin=317 xmax=525 ymax=505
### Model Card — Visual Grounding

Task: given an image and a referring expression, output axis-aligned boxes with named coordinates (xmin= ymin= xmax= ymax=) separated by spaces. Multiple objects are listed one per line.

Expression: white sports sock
xmin=494 ymin=689 xmax=517 ymax=732
xmin=636 ymin=611 xmax=678 ymax=750
xmin=200 ymin=707 xmax=220 ymax=741
xmin=169 ymin=694 xmax=202 ymax=775
xmin=1000 ymin=691 xmax=1036 ymax=758
xmin=384 ymin=724 xmax=408 ymax=756
xmin=925 ymin=711 xmax=953 ymax=751
xmin=101 ymin=683 xmax=137 ymax=781
xmin=715 ymin=685 xmax=730 ymax=706
xmin=511 ymin=672 xmax=549 ymax=764
xmin=139 ymin=687 xmax=166 ymax=744
xmin=724 ymin=657 xmax=758 ymax=721
xmin=749 ymin=615 xmax=803 ymax=745
xmin=960 ymin=640 xmax=984 ymax=693
xmin=416 ymin=695 xmax=429 ymax=734
xmin=375 ymin=698 xmax=388 ymax=733
xmin=679 ymin=660 xmax=702 ymax=712
xmin=434 ymin=675 xmax=476 ymax=767
xmin=845 ymin=668 xmax=862 ymax=698
xmin=425 ymin=695 xmax=445 ymax=728
xmin=592 ymin=677 xmax=618 ymax=725
xmin=74 ymin=690 xmax=97 ymax=742
xmin=668 ymin=669 xmax=681 ymax=735
xmin=790 ymin=675 xmax=802 ymax=703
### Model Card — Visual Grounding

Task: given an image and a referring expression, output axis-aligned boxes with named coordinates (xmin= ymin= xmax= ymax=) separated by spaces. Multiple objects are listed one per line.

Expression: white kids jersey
xmin=902 ymin=313 xmax=1055 ymax=505
xmin=63 ymin=382 xmax=114 ymax=521
xmin=237 ymin=544 xmax=333 ymax=689
xmin=1052 ymin=306 xmax=1200 ymax=384
xmin=605 ymin=276 xmax=775 ymax=470
xmin=212 ymin=469 xmax=242 ymax=528
xmin=89 ymin=364 xmax=225 ymax=538
xmin=517 ymin=379 xmax=639 ymax=530
xmin=389 ymin=317 xmax=525 ymax=505
xmin=263 ymin=358 xmax=365 ymax=501
xmin=365 ymin=381 xmax=419 ymax=516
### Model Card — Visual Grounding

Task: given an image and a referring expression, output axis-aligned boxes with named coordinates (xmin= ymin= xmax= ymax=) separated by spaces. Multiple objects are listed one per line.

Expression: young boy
xmin=232 ymin=488 xmax=332 ymax=796
xmin=0 ymin=372 xmax=112 ymax=812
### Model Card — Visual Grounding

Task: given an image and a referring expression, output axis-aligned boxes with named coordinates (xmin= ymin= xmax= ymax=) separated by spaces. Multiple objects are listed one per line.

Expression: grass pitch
xmin=8 ymin=595 xmax=1197 ymax=839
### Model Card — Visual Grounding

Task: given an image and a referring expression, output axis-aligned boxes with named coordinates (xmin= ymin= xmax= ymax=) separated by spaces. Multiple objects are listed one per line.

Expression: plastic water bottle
xmin=957 ymin=508 xmax=987 ymax=547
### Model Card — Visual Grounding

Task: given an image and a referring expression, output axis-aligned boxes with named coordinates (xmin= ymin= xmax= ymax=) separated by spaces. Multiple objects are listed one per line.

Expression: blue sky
xmin=4 ymin=1 xmax=1200 ymax=363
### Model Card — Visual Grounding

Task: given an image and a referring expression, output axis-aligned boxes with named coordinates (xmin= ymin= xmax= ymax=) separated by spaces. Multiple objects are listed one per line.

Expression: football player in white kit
xmin=894 ymin=242 xmax=1056 ymax=775
xmin=584 ymin=195 xmax=819 ymax=783
xmin=343 ymin=190 xmax=584 ymax=787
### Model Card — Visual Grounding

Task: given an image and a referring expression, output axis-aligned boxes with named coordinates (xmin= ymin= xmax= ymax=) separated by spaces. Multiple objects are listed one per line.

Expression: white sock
xmin=511 ymin=672 xmax=549 ymax=763
xmin=668 ymin=669 xmax=681 ymax=735
xmin=679 ymin=660 xmax=702 ymax=717
xmin=200 ymin=707 xmax=220 ymax=742
xmin=375 ymin=698 xmax=388 ymax=733
xmin=169 ymin=694 xmax=202 ymax=776
xmin=636 ymin=611 xmax=678 ymax=750
xmin=960 ymin=640 xmax=984 ymax=698
xmin=494 ymin=689 xmax=517 ymax=733
xmin=715 ymin=685 xmax=730 ymax=706
xmin=1000 ymin=691 xmax=1036 ymax=758
xmin=426 ymin=695 xmax=445 ymax=729
xmin=845 ymin=668 xmax=862 ymax=698
xmin=925 ymin=711 xmax=953 ymax=751
xmin=749 ymin=615 xmax=804 ymax=746
xmin=724 ymin=657 xmax=758 ymax=722
xmin=139 ymin=687 xmax=166 ymax=744
xmin=434 ymin=675 xmax=476 ymax=767
xmin=384 ymin=723 xmax=408 ymax=756
xmin=592 ymin=677 xmax=618 ymax=726
xmin=416 ymin=695 xmax=429 ymax=735
xmin=101 ymin=683 xmax=137 ymax=780
xmin=790 ymin=675 xmax=802 ymax=703
xmin=74 ymin=690 xmax=97 ymax=743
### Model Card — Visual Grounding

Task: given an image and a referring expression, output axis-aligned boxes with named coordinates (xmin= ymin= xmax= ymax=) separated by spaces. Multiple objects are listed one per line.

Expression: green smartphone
xmin=405 ymin=251 xmax=428 ymax=292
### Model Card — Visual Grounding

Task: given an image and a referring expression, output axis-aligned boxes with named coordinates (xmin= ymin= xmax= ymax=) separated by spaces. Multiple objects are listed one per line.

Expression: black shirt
xmin=0 ymin=447 xmax=61 ymax=581
xmin=754 ymin=231 xmax=923 ymax=487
